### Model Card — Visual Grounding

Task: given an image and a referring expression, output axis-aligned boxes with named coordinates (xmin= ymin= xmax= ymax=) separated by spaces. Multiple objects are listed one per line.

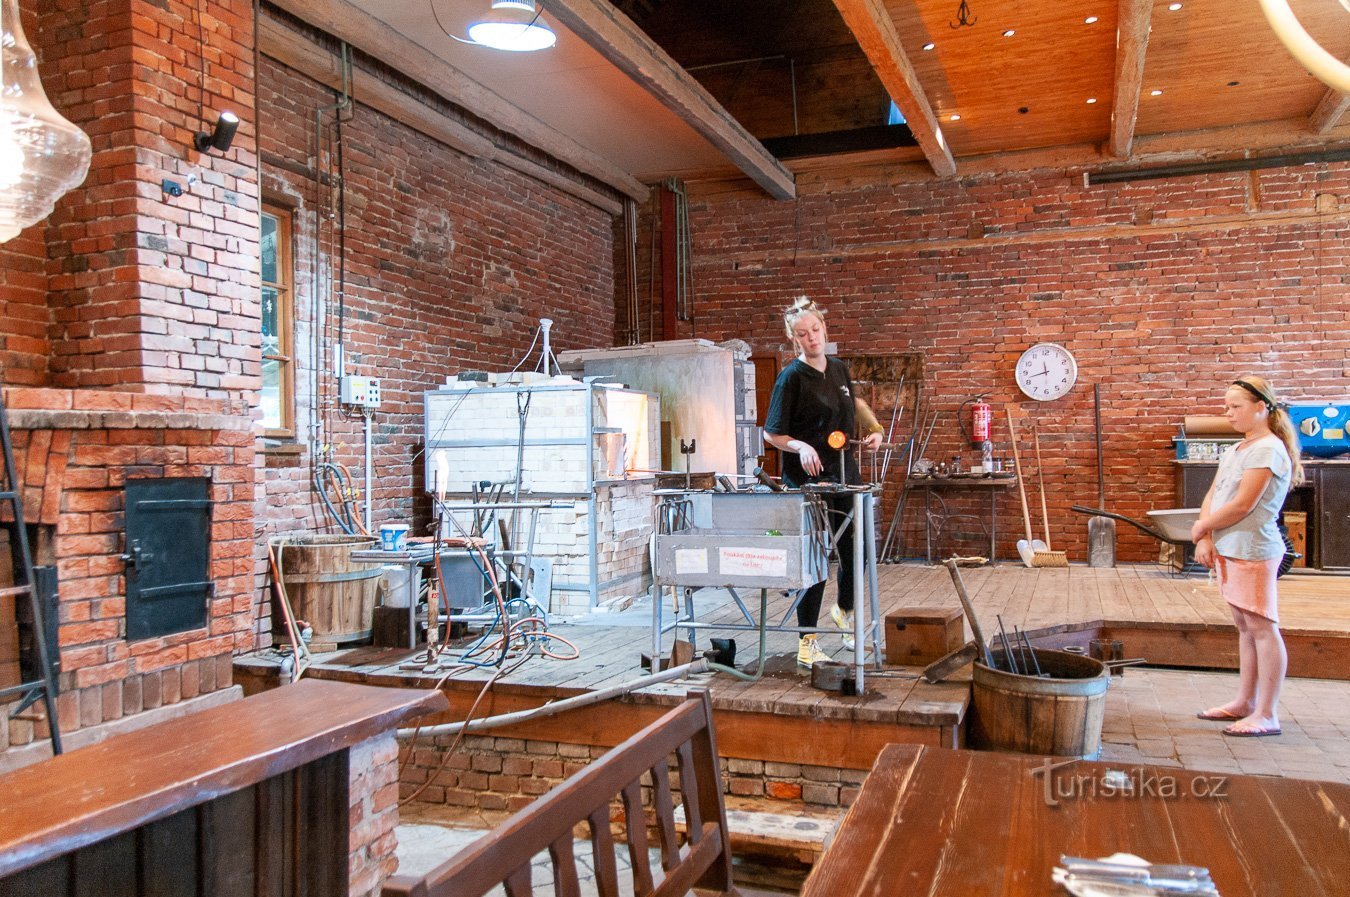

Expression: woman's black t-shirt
xmin=764 ymin=357 xmax=859 ymax=487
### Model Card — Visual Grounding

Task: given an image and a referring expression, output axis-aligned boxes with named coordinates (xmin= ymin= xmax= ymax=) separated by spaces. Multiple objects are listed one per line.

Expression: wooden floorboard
xmin=274 ymin=563 xmax=1348 ymax=738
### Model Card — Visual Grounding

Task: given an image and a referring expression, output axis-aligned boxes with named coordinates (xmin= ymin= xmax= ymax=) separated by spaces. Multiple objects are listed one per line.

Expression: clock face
xmin=1015 ymin=343 xmax=1077 ymax=401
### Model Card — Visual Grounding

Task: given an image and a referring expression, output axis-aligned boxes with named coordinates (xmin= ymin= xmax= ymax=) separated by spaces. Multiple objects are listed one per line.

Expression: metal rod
xmin=1088 ymin=147 xmax=1350 ymax=185
xmin=996 ymin=614 xmax=1018 ymax=674
xmin=401 ymin=657 xmax=714 ymax=738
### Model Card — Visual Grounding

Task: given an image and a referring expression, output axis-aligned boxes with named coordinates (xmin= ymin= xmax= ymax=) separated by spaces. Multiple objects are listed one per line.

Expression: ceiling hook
xmin=950 ymin=0 xmax=977 ymax=28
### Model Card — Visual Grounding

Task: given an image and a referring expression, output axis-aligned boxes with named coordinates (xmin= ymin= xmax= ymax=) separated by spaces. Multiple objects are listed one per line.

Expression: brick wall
xmin=1 ymin=387 xmax=256 ymax=753
xmin=7 ymin=0 xmax=261 ymax=400
xmin=254 ymin=34 xmax=619 ymax=568
xmin=634 ymin=163 xmax=1350 ymax=561
xmin=399 ymin=732 xmax=868 ymax=818
xmin=349 ymin=731 xmax=402 ymax=897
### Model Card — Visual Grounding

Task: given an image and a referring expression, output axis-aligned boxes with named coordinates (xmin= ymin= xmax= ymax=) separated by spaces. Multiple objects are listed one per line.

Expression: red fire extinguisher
xmin=971 ymin=398 xmax=992 ymax=446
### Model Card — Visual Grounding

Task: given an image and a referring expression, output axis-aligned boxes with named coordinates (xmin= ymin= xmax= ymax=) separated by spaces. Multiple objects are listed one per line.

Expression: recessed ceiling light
xmin=1150 ymin=89 xmax=1163 ymax=96
xmin=1168 ymin=2 xmax=1182 ymax=9
xmin=1084 ymin=15 xmax=1098 ymax=24
xmin=923 ymin=42 xmax=936 ymax=50
xmin=1086 ymin=97 xmax=1098 ymax=104
xmin=950 ymin=114 xmax=962 ymax=121
xmin=1002 ymin=29 xmax=1015 ymax=37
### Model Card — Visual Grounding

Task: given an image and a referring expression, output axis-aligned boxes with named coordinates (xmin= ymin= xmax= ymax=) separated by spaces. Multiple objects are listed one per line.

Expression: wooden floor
xmin=246 ymin=563 xmax=1348 ymax=769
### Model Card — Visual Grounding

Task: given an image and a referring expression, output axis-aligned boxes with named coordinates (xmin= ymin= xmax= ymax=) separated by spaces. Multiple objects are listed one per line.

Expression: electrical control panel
xmin=340 ymin=375 xmax=381 ymax=408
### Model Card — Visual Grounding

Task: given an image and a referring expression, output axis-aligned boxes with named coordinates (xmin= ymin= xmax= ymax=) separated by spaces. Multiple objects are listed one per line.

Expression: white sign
xmin=719 ymin=547 xmax=788 ymax=578
xmin=674 ymin=549 xmax=708 ymax=575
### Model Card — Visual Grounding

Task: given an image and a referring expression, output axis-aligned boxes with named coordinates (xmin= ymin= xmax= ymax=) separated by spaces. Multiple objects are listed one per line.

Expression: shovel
xmin=1087 ymin=384 xmax=1116 ymax=567
xmin=1006 ymin=409 xmax=1047 ymax=567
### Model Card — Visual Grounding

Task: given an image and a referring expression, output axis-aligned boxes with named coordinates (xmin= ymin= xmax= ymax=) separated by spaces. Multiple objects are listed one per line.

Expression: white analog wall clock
xmin=1015 ymin=343 xmax=1078 ymax=401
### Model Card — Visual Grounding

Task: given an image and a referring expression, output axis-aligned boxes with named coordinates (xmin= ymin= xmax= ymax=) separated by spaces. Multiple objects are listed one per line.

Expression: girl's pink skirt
xmin=1215 ymin=555 xmax=1281 ymax=624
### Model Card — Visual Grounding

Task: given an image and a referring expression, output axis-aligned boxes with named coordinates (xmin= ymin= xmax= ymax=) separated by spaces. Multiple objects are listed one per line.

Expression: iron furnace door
xmin=124 ymin=477 xmax=212 ymax=641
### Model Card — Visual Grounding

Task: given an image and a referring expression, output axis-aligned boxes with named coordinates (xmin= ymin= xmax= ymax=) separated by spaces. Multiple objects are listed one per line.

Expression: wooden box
xmin=885 ymin=607 xmax=965 ymax=666
xmin=1284 ymin=511 xmax=1307 ymax=568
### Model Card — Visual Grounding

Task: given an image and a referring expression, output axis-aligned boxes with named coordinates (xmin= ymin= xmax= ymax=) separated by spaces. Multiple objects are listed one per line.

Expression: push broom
xmin=1030 ymin=425 xmax=1069 ymax=567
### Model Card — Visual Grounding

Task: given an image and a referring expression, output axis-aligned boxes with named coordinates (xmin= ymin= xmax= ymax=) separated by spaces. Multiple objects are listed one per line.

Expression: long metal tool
xmin=1088 ymin=383 xmax=1117 ymax=567
xmin=944 ymin=560 xmax=995 ymax=667
xmin=996 ymin=614 xmax=1018 ymax=674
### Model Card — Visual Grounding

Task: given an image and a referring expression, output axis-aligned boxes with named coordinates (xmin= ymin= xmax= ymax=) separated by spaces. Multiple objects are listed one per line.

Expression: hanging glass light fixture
xmin=0 ymin=0 xmax=92 ymax=243
xmin=467 ymin=0 xmax=557 ymax=52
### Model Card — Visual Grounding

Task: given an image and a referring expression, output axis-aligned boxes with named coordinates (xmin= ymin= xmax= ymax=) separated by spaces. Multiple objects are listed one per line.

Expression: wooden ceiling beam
xmin=257 ymin=16 xmax=624 ymax=215
xmin=830 ymin=0 xmax=957 ymax=178
xmin=541 ymin=0 xmax=796 ymax=200
xmin=1309 ymin=89 xmax=1350 ymax=135
xmin=1109 ymin=0 xmax=1153 ymax=159
xmin=265 ymin=0 xmax=649 ymax=202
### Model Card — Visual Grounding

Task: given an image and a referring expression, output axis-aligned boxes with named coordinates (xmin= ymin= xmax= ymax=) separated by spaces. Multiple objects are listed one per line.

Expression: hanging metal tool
xmin=951 ymin=0 xmax=977 ymax=28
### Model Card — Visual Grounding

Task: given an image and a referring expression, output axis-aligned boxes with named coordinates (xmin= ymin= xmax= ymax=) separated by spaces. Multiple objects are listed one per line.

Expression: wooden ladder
xmin=0 ymin=388 xmax=63 ymax=755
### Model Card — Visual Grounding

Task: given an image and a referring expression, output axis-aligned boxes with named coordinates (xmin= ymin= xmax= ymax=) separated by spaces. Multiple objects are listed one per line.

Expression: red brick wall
xmin=24 ymin=0 xmax=261 ymax=400
xmin=639 ymin=163 xmax=1350 ymax=561
xmin=254 ymin=41 xmax=618 ymax=555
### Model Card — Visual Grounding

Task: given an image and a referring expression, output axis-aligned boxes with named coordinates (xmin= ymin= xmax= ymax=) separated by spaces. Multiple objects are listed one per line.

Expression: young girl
xmin=1191 ymin=376 xmax=1303 ymax=737
xmin=762 ymin=297 xmax=882 ymax=667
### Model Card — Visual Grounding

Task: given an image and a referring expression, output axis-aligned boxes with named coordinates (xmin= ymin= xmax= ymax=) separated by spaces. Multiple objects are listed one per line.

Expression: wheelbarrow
xmin=1069 ymin=505 xmax=1299 ymax=576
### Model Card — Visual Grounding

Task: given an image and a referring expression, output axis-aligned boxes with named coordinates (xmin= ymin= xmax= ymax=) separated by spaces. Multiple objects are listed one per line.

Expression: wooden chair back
xmin=383 ymin=689 xmax=737 ymax=897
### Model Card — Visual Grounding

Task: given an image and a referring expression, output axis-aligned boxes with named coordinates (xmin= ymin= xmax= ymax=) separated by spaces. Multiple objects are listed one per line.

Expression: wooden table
xmin=801 ymin=743 xmax=1350 ymax=897
xmin=0 ymin=679 xmax=447 ymax=896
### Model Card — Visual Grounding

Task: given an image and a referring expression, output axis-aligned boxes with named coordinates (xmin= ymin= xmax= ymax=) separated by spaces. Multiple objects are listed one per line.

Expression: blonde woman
xmin=1191 ymin=376 xmax=1303 ymax=737
xmin=763 ymin=297 xmax=882 ymax=667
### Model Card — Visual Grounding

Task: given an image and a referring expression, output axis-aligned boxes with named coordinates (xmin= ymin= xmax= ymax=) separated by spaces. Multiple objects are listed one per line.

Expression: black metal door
xmin=124 ymin=478 xmax=212 ymax=640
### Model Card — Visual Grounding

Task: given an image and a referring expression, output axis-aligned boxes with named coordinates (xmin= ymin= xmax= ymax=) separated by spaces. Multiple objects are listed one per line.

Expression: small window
xmin=260 ymin=204 xmax=294 ymax=438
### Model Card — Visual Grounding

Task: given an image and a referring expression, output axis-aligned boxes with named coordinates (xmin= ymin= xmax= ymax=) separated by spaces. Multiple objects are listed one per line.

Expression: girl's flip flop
xmin=1196 ymin=707 xmax=1243 ymax=721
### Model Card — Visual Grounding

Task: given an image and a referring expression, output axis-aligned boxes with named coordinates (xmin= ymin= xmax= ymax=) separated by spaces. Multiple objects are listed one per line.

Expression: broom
xmin=1030 ymin=426 xmax=1069 ymax=567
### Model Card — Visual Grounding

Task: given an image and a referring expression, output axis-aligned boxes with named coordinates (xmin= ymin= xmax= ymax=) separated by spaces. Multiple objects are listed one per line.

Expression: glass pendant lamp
xmin=0 ymin=0 xmax=92 ymax=243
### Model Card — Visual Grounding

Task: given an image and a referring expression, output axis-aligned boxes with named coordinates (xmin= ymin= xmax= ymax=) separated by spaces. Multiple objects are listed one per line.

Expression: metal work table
xmin=903 ymin=474 xmax=1018 ymax=563
xmin=650 ymin=487 xmax=883 ymax=691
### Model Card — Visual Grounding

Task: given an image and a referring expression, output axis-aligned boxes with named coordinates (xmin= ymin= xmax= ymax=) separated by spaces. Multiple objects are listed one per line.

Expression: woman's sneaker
xmin=830 ymin=605 xmax=855 ymax=650
xmin=797 ymin=634 xmax=829 ymax=668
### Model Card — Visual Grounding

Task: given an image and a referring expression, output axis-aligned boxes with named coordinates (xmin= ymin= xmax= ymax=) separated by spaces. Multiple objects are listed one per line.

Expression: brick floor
xmin=1098 ymin=668 xmax=1350 ymax=784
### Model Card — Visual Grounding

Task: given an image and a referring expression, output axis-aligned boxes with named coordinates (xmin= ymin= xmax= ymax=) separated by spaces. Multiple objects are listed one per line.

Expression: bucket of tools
xmin=969 ymin=648 xmax=1110 ymax=759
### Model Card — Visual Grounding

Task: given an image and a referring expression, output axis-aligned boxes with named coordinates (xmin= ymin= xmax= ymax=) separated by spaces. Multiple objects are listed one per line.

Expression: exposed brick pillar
xmin=31 ymin=0 xmax=260 ymax=404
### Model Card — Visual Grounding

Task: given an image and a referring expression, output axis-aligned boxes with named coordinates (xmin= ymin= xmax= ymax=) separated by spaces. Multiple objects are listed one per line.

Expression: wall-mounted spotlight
xmin=194 ymin=111 xmax=240 ymax=153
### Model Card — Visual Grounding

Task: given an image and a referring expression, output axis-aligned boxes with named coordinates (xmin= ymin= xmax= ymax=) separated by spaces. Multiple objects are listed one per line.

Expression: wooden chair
xmin=383 ymin=689 xmax=739 ymax=897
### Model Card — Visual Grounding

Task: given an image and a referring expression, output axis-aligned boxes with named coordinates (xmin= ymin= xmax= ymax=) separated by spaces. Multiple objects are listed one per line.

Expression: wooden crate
xmin=1284 ymin=511 xmax=1307 ymax=568
xmin=884 ymin=607 xmax=964 ymax=666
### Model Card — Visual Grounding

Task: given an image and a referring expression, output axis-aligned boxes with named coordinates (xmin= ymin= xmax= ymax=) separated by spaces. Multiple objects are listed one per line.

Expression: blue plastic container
xmin=1288 ymin=403 xmax=1350 ymax=458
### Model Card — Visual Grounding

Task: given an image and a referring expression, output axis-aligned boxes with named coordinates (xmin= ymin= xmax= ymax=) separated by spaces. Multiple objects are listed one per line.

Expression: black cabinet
xmin=1317 ymin=466 xmax=1350 ymax=570
xmin=1173 ymin=460 xmax=1350 ymax=571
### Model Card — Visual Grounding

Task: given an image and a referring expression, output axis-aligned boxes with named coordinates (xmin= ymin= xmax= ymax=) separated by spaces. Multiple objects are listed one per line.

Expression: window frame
xmin=260 ymin=202 xmax=296 ymax=440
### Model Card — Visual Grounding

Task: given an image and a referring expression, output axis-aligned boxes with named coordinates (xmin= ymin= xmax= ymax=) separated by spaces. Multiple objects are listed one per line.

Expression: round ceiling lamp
xmin=1257 ymin=0 xmax=1350 ymax=93
xmin=0 ymin=0 xmax=93 ymax=243
xmin=467 ymin=0 xmax=557 ymax=52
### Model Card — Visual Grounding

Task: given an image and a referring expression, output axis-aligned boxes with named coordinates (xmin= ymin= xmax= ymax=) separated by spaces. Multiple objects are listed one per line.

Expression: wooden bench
xmin=384 ymin=689 xmax=740 ymax=897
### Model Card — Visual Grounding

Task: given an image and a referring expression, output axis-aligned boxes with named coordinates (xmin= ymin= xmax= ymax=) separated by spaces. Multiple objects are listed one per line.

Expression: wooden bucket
xmin=970 ymin=648 xmax=1110 ymax=759
xmin=272 ymin=534 xmax=380 ymax=644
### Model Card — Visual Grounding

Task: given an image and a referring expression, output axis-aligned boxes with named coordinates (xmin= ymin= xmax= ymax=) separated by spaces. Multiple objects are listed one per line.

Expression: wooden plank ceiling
xmin=301 ymin=0 xmax=1350 ymax=195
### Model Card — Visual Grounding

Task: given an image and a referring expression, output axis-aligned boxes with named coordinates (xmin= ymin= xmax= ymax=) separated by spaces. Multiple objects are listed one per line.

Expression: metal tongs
xmin=1054 ymin=855 xmax=1219 ymax=896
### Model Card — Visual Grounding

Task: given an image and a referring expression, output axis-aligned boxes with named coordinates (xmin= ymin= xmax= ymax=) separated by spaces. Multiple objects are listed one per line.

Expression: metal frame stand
xmin=652 ymin=490 xmax=883 ymax=692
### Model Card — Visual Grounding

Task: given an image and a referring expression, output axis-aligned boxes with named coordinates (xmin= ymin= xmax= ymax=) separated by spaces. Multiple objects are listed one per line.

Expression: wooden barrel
xmin=272 ymin=534 xmax=380 ymax=644
xmin=969 ymin=648 xmax=1110 ymax=759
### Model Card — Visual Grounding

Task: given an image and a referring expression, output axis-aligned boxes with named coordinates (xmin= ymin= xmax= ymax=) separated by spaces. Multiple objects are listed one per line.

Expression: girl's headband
xmin=1231 ymin=380 xmax=1275 ymax=410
